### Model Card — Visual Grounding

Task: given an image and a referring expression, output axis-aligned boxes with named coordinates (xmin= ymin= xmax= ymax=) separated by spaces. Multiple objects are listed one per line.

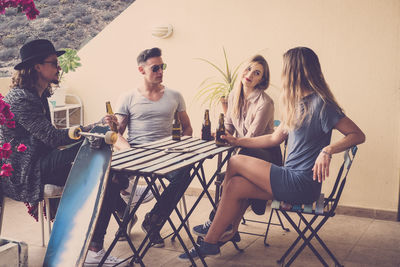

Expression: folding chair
xmin=265 ymin=146 xmax=358 ymax=267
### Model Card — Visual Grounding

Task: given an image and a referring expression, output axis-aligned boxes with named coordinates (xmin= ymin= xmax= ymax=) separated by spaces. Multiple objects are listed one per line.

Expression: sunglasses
xmin=42 ymin=61 xmax=60 ymax=68
xmin=151 ymin=63 xmax=167 ymax=72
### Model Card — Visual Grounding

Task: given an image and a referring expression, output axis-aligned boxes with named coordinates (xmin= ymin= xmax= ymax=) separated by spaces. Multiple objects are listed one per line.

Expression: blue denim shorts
xmin=270 ymin=164 xmax=321 ymax=205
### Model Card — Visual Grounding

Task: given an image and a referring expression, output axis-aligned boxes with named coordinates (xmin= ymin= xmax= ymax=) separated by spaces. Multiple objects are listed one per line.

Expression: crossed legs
xmin=204 ymin=154 xmax=275 ymax=244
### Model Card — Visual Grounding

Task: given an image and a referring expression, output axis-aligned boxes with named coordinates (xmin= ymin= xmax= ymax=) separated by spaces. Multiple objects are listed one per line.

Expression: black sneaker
xmin=141 ymin=212 xmax=165 ymax=248
xmin=178 ymin=239 xmax=220 ymax=261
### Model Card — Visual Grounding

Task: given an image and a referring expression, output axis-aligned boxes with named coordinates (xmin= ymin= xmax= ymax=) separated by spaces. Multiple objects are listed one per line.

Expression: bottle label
xmin=172 ymin=128 xmax=181 ymax=141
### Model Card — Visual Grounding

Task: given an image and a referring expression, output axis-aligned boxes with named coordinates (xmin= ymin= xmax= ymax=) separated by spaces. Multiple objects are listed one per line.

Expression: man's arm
xmin=179 ymin=111 xmax=193 ymax=136
xmin=116 ymin=114 xmax=129 ymax=135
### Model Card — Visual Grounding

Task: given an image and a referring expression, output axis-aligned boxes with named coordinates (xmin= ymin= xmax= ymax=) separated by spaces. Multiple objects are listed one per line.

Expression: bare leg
xmin=224 ymin=154 xmax=274 ymax=193
xmin=219 ymin=198 xmax=249 ymax=242
xmin=204 ymin=155 xmax=275 ymax=244
xmin=204 ymin=176 xmax=271 ymax=244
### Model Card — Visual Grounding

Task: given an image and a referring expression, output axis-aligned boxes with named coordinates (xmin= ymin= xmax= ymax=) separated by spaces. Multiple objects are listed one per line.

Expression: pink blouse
xmin=225 ymin=89 xmax=275 ymax=138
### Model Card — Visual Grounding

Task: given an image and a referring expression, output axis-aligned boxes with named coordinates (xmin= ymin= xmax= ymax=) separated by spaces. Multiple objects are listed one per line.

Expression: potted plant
xmin=194 ymin=48 xmax=242 ymax=113
xmin=49 ymin=48 xmax=81 ymax=107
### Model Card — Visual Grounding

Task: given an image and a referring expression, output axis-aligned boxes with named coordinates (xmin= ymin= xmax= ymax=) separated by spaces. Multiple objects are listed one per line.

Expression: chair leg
xmin=263 ymin=208 xmax=275 ymax=246
xmin=38 ymin=201 xmax=45 ymax=247
xmin=0 ymin=196 xmax=5 ymax=235
xmin=45 ymin=198 xmax=52 ymax=240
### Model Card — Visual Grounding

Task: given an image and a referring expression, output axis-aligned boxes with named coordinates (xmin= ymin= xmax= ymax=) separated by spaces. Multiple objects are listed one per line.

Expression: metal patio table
xmin=101 ymin=136 xmax=235 ymax=266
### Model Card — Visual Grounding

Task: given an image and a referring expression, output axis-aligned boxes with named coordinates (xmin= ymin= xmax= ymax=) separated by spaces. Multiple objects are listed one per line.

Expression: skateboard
xmin=43 ymin=126 xmax=116 ymax=267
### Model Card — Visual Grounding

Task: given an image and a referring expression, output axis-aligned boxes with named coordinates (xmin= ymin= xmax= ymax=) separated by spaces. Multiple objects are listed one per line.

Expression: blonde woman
xmin=192 ymin=55 xmax=282 ymax=241
xmin=180 ymin=47 xmax=365 ymax=260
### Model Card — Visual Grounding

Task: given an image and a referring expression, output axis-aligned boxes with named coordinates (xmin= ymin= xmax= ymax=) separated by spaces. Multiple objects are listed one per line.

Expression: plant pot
xmin=48 ymin=86 xmax=66 ymax=107
xmin=220 ymin=96 xmax=228 ymax=114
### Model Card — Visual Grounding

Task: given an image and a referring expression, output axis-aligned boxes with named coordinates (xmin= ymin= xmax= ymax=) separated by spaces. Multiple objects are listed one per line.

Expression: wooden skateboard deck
xmin=43 ymin=126 xmax=113 ymax=267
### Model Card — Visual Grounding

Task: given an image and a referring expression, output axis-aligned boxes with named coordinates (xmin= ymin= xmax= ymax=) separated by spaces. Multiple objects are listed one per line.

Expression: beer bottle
xmin=201 ymin=109 xmax=213 ymax=141
xmin=215 ymin=113 xmax=226 ymax=146
xmin=105 ymin=101 xmax=118 ymax=132
xmin=172 ymin=110 xmax=181 ymax=141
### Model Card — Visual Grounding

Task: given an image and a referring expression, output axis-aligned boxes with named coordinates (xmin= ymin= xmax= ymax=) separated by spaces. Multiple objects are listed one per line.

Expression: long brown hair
xmin=10 ymin=56 xmax=53 ymax=97
xmin=281 ymin=47 xmax=342 ymax=130
xmin=232 ymin=55 xmax=270 ymax=118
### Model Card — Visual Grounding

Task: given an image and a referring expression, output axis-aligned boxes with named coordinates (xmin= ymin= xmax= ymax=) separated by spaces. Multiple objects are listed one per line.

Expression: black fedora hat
xmin=14 ymin=39 xmax=65 ymax=70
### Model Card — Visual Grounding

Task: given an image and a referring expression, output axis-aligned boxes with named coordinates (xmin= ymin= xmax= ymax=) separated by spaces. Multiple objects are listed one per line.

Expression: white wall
xmin=65 ymin=0 xmax=400 ymax=213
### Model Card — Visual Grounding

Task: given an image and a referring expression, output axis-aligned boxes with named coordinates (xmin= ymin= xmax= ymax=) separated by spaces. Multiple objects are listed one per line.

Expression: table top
xmin=111 ymin=136 xmax=234 ymax=176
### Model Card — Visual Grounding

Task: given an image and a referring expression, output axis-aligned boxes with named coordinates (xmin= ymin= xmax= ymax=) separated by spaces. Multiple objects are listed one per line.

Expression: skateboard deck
xmin=43 ymin=126 xmax=113 ymax=267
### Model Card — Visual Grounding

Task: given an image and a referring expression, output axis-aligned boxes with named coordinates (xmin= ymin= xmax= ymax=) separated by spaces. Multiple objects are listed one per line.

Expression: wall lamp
xmin=151 ymin=24 xmax=173 ymax=39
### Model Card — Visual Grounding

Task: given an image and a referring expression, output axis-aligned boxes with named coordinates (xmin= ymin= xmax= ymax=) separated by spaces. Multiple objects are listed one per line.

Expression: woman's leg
xmin=204 ymin=176 xmax=273 ymax=244
xmin=224 ymin=154 xmax=274 ymax=193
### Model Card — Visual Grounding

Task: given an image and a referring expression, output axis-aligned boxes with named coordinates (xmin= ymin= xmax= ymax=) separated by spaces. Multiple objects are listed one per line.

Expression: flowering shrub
xmin=0 ymin=0 xmax=40 ymax=20
xmin=0 ymin=93 xmax=27 ymax=177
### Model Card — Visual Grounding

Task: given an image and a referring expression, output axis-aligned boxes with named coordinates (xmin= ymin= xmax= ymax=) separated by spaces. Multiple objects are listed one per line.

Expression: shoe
xmin=192 ymin=220 xmax=233 ymax=237
xmin=141 ymin=212 xmax=165 ymax=248
xmin=197 ymin=231 xmax=241 ymax=246
xmin=192 ymin=220 xmax=212 ymax=237
xmin=84 ymin=249 xmax=126 ymax=267
xmin=117 ymin=213 xmax=138 ymax=241
xmin=178 ymin=239 xmax=220 ymax=261
xmin=121 ymin=184 xmax=159 ymax=207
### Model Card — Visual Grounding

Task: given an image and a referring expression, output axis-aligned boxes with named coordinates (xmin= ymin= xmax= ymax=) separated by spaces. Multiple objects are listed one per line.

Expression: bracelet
xmin=321 ymin=150 xmax=332 ymax=159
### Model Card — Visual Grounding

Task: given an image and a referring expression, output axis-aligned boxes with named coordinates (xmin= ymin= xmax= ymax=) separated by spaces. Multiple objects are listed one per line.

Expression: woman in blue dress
xmin=179 ymin=46 xmax=366 ymax=260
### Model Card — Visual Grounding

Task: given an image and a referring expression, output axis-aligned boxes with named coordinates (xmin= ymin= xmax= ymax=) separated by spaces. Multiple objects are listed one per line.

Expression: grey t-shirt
xmin=115 ymin=87 xmax=186 ymax=144
xmin=284 ymin=93 xmax=344 ymax=171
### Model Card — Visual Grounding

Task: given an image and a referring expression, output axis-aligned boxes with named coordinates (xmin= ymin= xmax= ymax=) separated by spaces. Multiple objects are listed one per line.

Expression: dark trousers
xmin=40 ymin=141 xmax=125 ymax=248
xmin=149 ymin=167 xmax=191 ymax=220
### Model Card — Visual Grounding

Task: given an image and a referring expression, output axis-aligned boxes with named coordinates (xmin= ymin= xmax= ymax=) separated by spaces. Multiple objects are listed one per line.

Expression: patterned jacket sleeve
xmin=9 ymin=89 xmax=73 ymax=148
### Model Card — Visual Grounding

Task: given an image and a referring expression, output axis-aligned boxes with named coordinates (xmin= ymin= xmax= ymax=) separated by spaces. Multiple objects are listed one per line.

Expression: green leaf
xmin=58 ymin=48 xmax=82 ymax=81
xmin=194 ymin=47 xmax=241 ymax=109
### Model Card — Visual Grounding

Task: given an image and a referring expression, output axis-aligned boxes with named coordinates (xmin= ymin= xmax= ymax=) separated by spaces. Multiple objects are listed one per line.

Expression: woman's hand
xmin=221 ymin=132 xmax=238 ymax=146
xmin=312 ymin=149 xmax=332 ymax=183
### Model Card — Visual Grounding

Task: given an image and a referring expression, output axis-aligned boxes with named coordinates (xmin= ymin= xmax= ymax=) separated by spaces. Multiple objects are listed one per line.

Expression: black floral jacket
xmin=0 ymin=88 xmax=78 ymax=203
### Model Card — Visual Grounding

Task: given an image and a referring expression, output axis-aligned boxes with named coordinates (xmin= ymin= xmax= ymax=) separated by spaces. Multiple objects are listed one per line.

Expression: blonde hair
xmin=232 ymin=55 xmax=270 ymax=118
xmin=281 ymin=47 xmax=342 ymax=130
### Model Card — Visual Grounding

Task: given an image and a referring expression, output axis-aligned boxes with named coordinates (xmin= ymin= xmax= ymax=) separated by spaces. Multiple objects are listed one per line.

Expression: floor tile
xmin=1 ymin=196 xmax=399 ymax=267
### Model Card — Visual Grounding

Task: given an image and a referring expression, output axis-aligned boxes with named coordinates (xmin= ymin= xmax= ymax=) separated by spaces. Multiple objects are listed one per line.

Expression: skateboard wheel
xmin=104 ymin=131 xmax=117 ymax=145
xmin=68 ymin=126 xmax=82 ymax=140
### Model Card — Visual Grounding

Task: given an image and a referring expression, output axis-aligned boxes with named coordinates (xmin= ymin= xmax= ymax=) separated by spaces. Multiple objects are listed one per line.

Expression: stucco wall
xmin=15 ymin=0 xmax=400 ymax=212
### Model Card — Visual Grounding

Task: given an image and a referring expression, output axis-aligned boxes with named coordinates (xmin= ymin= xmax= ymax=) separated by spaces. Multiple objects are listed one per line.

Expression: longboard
xmin=43 ymin=126 xmax=115 ymax=267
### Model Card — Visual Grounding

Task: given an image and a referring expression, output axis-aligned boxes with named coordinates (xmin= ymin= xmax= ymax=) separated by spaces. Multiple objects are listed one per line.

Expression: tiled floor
xmin=1 ymin=195 xmax=399 ymax=267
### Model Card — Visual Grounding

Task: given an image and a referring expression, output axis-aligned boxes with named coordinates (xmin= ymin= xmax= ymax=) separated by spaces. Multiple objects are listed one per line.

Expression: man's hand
xmin=103 ymin=114 xmax=119 ymax=131
xmin=312 ymin=150 xmax=332 ymax=183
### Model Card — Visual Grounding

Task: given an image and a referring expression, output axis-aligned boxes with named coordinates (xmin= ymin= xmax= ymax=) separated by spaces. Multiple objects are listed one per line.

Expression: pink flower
xmin=0 ymin=0 xmax=39 ymax=20
xmin=2 ymin=143 xmax=11 ymax=150
xmin=0 ymin=163 xmax=14 ymax=177
xmin=17 ymin=143 xmax=27 ymax=152
xmin=2 ymin=103 xmax=14 ymax=120
xmin=1 ymin=143 xmax=12 ymax=159
xmin=0 ymin=114 xmax=5 ymax=125
xmin=6 ymin=120 xmax=15 ymax=128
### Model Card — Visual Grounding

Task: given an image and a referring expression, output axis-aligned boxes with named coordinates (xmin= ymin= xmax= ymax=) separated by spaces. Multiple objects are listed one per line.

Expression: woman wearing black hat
xmin=0 ymin=39 xmax=126 ymax=266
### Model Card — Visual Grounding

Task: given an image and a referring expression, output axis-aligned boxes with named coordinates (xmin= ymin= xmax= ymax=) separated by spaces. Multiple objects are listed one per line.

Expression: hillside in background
xmin=0 ymin=0 xmax=135 ymax=77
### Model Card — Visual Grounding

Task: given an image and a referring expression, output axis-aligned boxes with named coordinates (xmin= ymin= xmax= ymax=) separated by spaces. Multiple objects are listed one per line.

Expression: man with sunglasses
xmin=115 ymin=47 xmax=193 ymax=247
